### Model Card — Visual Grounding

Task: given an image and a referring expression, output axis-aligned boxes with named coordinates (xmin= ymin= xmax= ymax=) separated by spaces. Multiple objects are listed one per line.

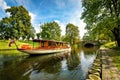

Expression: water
xmin=0 ymin=47 xmax=99 ymax=80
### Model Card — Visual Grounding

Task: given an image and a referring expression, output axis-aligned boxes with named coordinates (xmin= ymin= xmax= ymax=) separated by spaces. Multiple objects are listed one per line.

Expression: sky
xmin=0 ymin=0 xmax=86 ymax=38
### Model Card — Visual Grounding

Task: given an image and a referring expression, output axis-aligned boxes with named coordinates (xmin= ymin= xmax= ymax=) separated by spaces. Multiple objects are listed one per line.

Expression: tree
xmin=40 ymin=21 xmax=61 ymax=41
xmin=0 ymin=17 xmax=13 ymax=39
xmin=0 ymin=6 xmax=35 ymax=40
xmin=27 ymin=26 xmax=36 ymax=40
xmin=65 ymin=23 xmax=80 ymax=45
xmin=81 ymin=0 xmax=120 ymax=47
xmin=36 ymin=33 xmax=41 ymax=39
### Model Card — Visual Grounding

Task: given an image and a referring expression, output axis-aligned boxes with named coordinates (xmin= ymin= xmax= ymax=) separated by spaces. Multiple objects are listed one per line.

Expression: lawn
xmin=103 ymin=41 xmax=117 ymax=48
xmin=103 ymin=41 xmax=120 ymax=70
xmin=0 ymin=40 xmax=26 ymax=49
xmin=108 ymin=50 xmax=120 ymax=70
xmin=0 ymin=40 xmax=31 ymax=55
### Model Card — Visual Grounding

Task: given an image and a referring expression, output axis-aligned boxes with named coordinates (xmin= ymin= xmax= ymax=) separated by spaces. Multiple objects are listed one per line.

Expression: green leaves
xmin=0 ymin=6 xmax=35 ymax=40
xmin=81 ymin=0 xmax=120 ymax=46
xmin=65 ymin=23 xmax=80 ymax=45
xmin=40 ymin=21 xmax=61 ymax=41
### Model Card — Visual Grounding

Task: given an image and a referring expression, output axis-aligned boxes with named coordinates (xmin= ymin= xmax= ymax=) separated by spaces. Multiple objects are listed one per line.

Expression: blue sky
xmin=0 ymin=0 xmax=86 ymax=38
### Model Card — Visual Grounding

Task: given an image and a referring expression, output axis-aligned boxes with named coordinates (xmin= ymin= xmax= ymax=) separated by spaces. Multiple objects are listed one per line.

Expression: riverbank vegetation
xmin=0 ymin=40 xmax=22 ymax=49
xmin=81 ymin=0 xmax=120 ymax=71
xmin=0 ymin=5 xmax=80 ymax=47
xmin=103 ymin=41 xmax=117 ymax=48
xmin=0 ymin=40 xmax=27 ymax=55
xmin=102 ymin=41 xmax=120 ymax=70
xmin=107 ymin=50 xmax=120 ymax=70
xmin=81 ymin=0 xmax=120 ymax=47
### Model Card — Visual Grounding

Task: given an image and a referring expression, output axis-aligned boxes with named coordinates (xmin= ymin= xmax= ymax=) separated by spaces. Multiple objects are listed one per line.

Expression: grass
xmin=0 ymin=40 xmax=26 ymax=49
xmin=103 ymin=41 xmax=117 ymax=48
xmin=103 ymin=41 xmax=120 ymax=70
xmin=0 ymin=40 xmax=32 ymax=55
xmin=19 ymin=40 xmax=39 ymax=47
xmin=0 ymin=40 xmax=39 ymax=49
xmin=108 ymin=50 xmax=120 ymax=70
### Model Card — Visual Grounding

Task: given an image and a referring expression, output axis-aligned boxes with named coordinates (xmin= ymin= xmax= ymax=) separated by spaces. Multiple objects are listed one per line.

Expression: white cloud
xmin=68 ymin=11 xmax=86 ymax=38
xmin=54 ymin=20 xmax=66 ymax=35
xmin=0 ymin=0 xmax=10 ymax=16
xmin=64 ymin=8 xmax=86 ymax=39
xmin=0 ymin=0 xmax=10 ymax=10
xmin=29 ymin=12 xmax=36 ymax=24
xmin=29 ymin=12 xmax=40 ymax=34
xmin=65 ymin=0 xmax=86 ymax=39
xmin=54 ymin=0 xmax=66 ymax=8
xmin=15 ymin=0 xmax=30 ymax=6
xmin=53 ymin=0 xmax=86 ymax=38
xmin=33 ymin=24 xmax=40 ymax=33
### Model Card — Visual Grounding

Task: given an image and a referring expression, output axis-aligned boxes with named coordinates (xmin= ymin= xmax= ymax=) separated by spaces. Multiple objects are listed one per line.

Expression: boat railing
xmin=33 ymin=45 xmax=70 ymax=50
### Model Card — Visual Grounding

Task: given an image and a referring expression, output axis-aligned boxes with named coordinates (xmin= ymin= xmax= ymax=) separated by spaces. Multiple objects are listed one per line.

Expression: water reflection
xmin=0 ymin=46 xmax=99 ymax=80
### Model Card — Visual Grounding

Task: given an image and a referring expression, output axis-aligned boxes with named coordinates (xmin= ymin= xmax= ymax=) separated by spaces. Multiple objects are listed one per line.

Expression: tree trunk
xmin=116 ymin=38 xmax=120 ymax=47
xmin=112 ymin=28 xmax=120 ymax=47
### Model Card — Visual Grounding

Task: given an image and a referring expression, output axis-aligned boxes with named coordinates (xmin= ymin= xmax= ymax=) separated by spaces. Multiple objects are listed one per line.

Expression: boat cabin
xmin=32 ymin=39 xmax=70 ymax=49
xmin=19 ymin=39 xmax=71 ymax=54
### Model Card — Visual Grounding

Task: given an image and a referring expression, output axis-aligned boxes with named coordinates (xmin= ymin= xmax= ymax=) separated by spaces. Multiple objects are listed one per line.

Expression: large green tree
xmin=0 ymin=18 xmax=12 ymax=39
xmin=81 ymin=0 xmax=120 ymax=47
xmin=40 ymin=21 xmax=61 ymax=41
xmin=65 ymin=23 xmax=80 ymax=45
xmin=0 ymin=6 xmax=35 ymax=40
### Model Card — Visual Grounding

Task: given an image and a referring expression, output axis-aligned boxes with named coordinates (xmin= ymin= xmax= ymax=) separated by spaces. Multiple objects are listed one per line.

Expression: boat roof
xmin=33 ymin=39 xmax=67 ymax=43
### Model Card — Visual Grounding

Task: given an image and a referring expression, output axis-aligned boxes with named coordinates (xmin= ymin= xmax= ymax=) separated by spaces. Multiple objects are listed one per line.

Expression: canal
xmin=0 ymin=47 xmax=99 ymax=80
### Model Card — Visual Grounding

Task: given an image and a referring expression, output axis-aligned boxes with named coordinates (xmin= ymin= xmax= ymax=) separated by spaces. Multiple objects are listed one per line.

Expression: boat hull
xmin=18 ymin=48 xmax=71 ymax=55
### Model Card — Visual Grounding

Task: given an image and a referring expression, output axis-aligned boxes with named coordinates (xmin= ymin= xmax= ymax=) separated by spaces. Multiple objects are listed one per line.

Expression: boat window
xmin=48 ymin=42 xmax=52 ymax=46
xmin=41 ymin=41 xmax=44 ymax=47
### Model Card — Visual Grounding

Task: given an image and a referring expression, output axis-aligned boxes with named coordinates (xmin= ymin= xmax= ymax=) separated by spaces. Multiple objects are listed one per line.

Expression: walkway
xmin=101 ymin=49 xmax=120 ymax=80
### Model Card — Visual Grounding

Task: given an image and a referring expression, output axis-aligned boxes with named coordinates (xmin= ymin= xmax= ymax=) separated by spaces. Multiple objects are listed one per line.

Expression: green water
xmin=0 ymin=46 xmax=99 ymax=80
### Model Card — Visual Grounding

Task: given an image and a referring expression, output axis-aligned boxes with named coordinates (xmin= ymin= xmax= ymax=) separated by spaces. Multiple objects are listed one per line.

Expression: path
xmin=101 ymin=49 xmax=120 ymax=80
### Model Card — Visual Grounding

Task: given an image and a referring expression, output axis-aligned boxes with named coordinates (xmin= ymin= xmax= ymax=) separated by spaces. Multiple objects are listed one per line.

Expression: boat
xmin=17 ymin=39 xmax=71 ymax=55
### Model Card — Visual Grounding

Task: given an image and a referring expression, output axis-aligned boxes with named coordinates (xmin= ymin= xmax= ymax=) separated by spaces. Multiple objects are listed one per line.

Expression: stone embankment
xmin=86 ymin=47 xmax=120 ymax=80
xmin=101 ymin=48 xmax=120 ymax=80
xmin=86 ymin=49 xmax=102 ymax=80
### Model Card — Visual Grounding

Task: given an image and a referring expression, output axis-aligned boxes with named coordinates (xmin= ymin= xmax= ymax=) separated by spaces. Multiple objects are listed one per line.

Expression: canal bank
xmin=101 ymin=48 xmax=120 ymax=80
xmin=86 ymin=49 xmax=102 ymax=80
xmin=86 ymin=47 xmax=120 ymax=80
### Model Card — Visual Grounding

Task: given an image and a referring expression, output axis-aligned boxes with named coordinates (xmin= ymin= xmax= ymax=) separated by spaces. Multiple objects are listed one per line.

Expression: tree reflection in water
xmin=0 ymin=46 xmax=99 ymax=80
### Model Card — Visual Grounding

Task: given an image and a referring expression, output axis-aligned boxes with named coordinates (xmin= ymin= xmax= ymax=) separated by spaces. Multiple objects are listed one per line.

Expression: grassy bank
xmin=0 ymin=40 xmax=35 ymax=49
xmin=103 ymin=41 xmax=117 ymax=48
xmin=0 ymin=40 xmax=26 ymax=49
xmin=108 ymin=50 xmax=120 ymax=70
xmin=0 ymin=40 xmax=30 ymax=55
xmin=103 ymin=41 xmax=120 ymax=70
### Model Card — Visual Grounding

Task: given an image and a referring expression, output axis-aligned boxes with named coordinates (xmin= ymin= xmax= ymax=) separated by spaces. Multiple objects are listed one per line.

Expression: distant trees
xmin=36 ymin=33 xmax=41 ymax=39
xmin=38 ymin=22 xmax=80 ymax=45
xmin=0 ymin=6 xmax=35 ymax=40
xmin=40 ymin=21 xmax=61 ymax=41
xmin=0 ymin=6 xmax=81 ymax=43
xmin=65 ymin=23 xmax=80 ymax=45
xmin=81 ymin=0 xmax=120 ymax=47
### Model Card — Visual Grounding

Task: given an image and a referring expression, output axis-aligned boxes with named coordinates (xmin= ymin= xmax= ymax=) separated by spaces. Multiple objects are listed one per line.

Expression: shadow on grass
xmin=106 ymin=48 xmax=120 ymax=70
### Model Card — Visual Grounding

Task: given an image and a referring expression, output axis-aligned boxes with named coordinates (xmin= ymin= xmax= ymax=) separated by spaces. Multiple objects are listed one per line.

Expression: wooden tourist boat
xmin=17 ymin=39 xmax=71 ymax=55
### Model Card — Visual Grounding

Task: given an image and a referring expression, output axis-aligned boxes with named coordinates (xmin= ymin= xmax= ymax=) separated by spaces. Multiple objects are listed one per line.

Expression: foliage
xmin=0 ymin=6 xmax=35 ymax=40
xmin=0 ymin=40 xmax=28 ymax=55
xmin=108 ymin=50 xmax=120 ymax=70
xmin=103 ymin=41 xmax=116 ymax=48
xmin=65 ymin=23 xmax=80 ymax=45
xmin=81 ymin=0 xmax=120 ymax=47
xmin=0 ymin=40 xmax=24 ymax=49
xmin=36 ymin=33 xmax=41 ymax=39
xmin=40 ymin=21 xmax=61 ymax=41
